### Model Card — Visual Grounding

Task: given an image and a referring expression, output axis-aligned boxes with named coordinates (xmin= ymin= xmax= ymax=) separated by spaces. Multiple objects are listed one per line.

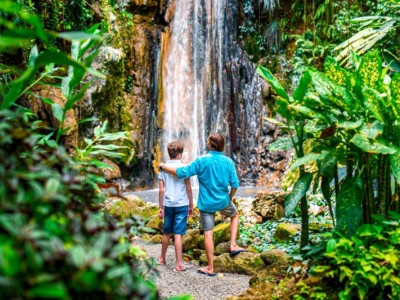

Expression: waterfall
xmin=161 ymin=0 xmax=227 ymax=163
xmin=158 ymin=0 xmax=263 ymax=186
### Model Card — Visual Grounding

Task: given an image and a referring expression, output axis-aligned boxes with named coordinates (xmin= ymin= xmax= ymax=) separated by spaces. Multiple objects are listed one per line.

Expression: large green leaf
xmin=318 ymin=149 xmax=343 ymax=177
xmin=256 ymin=66 xmax=290 ymax=101
xmin=390 ymin=73 xmax=400 ymax=119
xmin=293 ymin=70 xmax=311 ymax=102
xmin=336 ymin=177 xmax=363 ymax=236
xmin=363 ymin=87 xmax=388 ymax=122
xmin=309 ymin=69 xmax=358 ymax=113
xmin=57 ymin=31 xmax=103 ymax=42
xmin=27 ymin=282 xmax=67 ymax=299
xmin=289 ymin=152 xmax=329 ymax=172
xmin=288 ymin=104 xmax=328 ymax=121
xmin=358 ymin=50 xmax=382 ymax=91
xmin=284 ymin=173 xmax=313 ymax=216
xmin=358 ymin=120 xmax=383 ymax=139
xmin=351 ymin=134 xmax=397 ymax=154
xmin=1 ymin=49 xmax=104 ymax=109
xmin=336 ymin=118 xmax=363 ymax=129
xmin=324 ymin=56 xmax=351 ymax=87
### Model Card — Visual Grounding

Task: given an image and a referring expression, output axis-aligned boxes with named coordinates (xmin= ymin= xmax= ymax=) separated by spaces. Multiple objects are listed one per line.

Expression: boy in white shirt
xmin=158 ymin=141 xmax=193 ymax=272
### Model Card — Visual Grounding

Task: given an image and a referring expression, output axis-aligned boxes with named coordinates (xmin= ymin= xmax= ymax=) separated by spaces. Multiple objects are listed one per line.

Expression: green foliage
xmin=0 ymin=110 xmax=158 ymax=299
xmin=0 ymin=2 xmax=104 ymax=112
xmin=334 ymin=1 xmax=400 ymax=66
xmin=258 ymin=50 xmax=400 ymax=240
xmin=238 ymin=197 xmax=333 ymax=255
xmin=311 ymin=213 xmax=400 ymax=299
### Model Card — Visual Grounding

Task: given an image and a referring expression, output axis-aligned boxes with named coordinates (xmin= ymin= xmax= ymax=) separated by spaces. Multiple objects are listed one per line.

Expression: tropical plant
xmin=334 ymin=0 xmax=400 ymax=66
xmin=0 ymin=110 xmax=158 ymax=299
xmin=258 ymin=50 xmax=400 ymax=242
xmin=310 ymin=212 xmax=400 ymax=299
xmin=0 ymin=1 xmax=104 ymax=112
xmin=256 ymin=66 xmax=311 ymax=250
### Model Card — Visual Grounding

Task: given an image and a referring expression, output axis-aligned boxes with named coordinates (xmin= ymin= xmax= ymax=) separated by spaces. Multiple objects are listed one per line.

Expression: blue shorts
xmin=163 ymin=205 xmax=189 ymax=235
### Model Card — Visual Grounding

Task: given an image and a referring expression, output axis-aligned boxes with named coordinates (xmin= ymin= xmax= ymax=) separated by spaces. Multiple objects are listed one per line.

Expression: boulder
xmin=309 ymin=221 xmax=333 ymax=232
xmin=213 ymin=222 xmax=231 ymax=245
xmin=134 ymin=203 xmax=158 ymax=220
xmin=101 ymin=158 xmax=122 ymax=180
xmin=107 ymin=195 xmax=146 ymax=219
xmin=274 ymin=223 xmax=300 ymax=242
xmin=260 ymin=249 xmax=289 ymax=265
xmin=182 ymin=229 xmax=201 ymax=252
xmin=215 ymin=242 xmax=231 ymax=256
xmin=252 ymin=191 xmax=288 ymax=221
xmin=146 ymin=215 xmax=163 ymax=232
xmin=213 ymin=252 xmax=265 ymax=275
xmin=141 ymin=233 xmax=163 ymax=243
xmin=199 ymin=253 xmax=208 ymax=265
xmin=197 ymin=235 xmax=205 ymax=250
xmin=192 ymin=249 xmax=206 ymax=259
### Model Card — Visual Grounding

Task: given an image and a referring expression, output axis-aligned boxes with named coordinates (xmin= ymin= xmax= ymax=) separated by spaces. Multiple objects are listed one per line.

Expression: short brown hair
xmin=167 ymin=141 xmax=184 ymax=159
xmin=207 ymin=133 xmax=225 ymax=152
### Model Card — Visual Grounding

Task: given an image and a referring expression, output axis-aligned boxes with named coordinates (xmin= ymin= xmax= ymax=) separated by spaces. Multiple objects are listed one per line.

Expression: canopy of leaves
xmin=0 ymin=110 xmax=158 ymax=299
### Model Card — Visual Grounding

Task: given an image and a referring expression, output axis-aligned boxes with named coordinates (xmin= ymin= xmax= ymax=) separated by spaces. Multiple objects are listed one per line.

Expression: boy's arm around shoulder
xmin=184 ymin=178 xmax=193 ymax=217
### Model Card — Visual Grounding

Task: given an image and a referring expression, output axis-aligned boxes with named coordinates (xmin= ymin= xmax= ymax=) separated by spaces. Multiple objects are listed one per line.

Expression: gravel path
xmin=141 ymin=242 xmax=251 ymax=300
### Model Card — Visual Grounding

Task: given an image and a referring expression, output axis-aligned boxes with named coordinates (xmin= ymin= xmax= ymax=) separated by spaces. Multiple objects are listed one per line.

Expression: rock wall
xmin=82 ymin=0 xmax=290 ymax=189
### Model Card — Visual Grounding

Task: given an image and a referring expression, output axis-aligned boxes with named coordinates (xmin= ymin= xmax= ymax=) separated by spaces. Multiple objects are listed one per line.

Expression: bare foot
xmin=158 ymin=258 xmax=166 ymax=265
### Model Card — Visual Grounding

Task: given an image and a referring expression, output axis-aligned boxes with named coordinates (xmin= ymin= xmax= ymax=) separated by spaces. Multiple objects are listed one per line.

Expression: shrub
xmin=0 ymin=110 xmax=159 ymax=299
xmin=311 ymin=213 xmax=400 ymax=299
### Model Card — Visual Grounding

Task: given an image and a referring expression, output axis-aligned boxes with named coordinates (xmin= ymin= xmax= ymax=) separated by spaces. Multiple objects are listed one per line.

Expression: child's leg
xmin=174 ymin=234 xmax=184 ymax=269
xmin=160 ymin=206 xmax=173 ymax=265
xmin=172 ymin=205 xmax=189 ymax=271
xmin=159 ymin=233 xmax=171 ymax=264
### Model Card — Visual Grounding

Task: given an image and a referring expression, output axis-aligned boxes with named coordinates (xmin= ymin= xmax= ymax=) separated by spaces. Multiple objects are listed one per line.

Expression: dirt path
xmin=141 ymin=242 xmax=251 ymax=300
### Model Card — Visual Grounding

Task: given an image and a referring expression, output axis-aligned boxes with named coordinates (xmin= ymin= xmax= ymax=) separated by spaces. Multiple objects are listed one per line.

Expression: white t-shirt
xmin=158 ymin=160 xmax=189 ymax=207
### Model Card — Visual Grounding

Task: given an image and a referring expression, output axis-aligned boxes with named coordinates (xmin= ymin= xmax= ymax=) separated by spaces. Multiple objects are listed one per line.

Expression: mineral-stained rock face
xmin=80 ymin=0 xmax=290 ymax=189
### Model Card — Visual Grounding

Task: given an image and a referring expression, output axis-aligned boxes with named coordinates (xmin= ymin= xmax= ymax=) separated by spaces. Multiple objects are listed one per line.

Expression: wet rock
xmin=107 ymin=195 xmax=145 ymax=219
xmin=182 ymin=229 xmax=201 ymax=252
xmin=260 ymin=249 xmax=289 ymax=265
xmin=213 ymin=223 xmax=231 ymax=245
xmin=252 ymin=191 xmax=287 ymax=220
xmin=273 ymin=223 xmax=301 ymax=242
xmin=101 ymin=158 xmax=122 ymax=180
xmin=142 ymin=233 xmax=163 ymax=243
xmin=213 ymin=252 xmax=265 ymax=275
xmin=215 ymin=242 xmax=231 ymax=256
xmin=134 ymin=203 xmax=159 ymax=220
xmin=192 ymin=249 xmax=205 ymax=259
xmin=146 ymin=215 xmax=163 ymax=232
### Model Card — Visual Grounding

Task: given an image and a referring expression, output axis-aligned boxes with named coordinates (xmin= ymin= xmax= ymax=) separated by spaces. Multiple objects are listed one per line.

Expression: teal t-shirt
xmin=176 ymin=151 xmax=239 ymax=212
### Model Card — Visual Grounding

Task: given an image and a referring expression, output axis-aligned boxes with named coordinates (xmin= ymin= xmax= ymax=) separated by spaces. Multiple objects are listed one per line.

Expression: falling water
xmin=161 ymin=0 xmax=227 ymax=163
xmin=158 ymin=0 xmax=264 ymax=186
